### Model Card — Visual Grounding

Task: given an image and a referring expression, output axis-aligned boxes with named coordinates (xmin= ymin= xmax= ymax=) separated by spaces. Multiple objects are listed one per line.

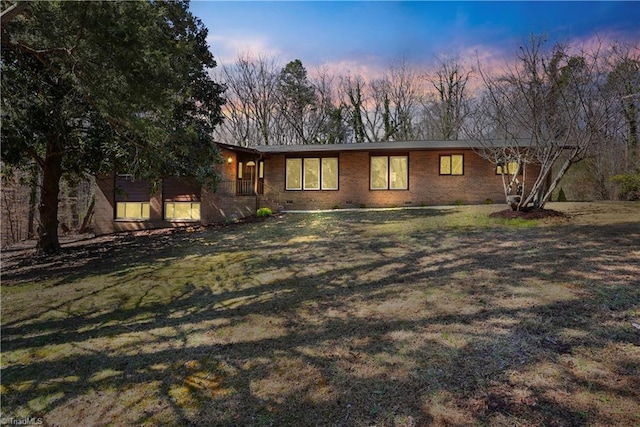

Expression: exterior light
xmin=227 ymin=156 xmax=233 ymax=164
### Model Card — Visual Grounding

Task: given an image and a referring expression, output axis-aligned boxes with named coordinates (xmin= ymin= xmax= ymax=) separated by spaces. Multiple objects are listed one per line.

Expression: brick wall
xmin=261 ymin=149 xmax=541 ymax=210
xmin=94 ymin=147 xmax=543 ymax=234
xmin=94 ymin=167 xmax=259 ymax=235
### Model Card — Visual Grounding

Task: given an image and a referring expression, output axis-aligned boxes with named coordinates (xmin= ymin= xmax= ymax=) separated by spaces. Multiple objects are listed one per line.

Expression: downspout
xmin=255 ymin=153 xmax=264 ymax=214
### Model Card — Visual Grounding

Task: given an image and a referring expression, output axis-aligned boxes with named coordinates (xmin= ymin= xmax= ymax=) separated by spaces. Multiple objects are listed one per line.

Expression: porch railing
xmin=217 ymin=180 xmax=262 ymax=196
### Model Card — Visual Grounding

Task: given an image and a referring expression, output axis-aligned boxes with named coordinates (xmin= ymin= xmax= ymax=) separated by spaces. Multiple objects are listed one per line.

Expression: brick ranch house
xmin=93 ymin=140 xmax=542 ymax=235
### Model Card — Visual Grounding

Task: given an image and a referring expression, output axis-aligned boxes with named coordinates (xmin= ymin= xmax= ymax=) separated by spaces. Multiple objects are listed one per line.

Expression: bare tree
xmin=387 ymin=61 xmax=421 ymax=140
xmin=339 ymin=74 xmax=367 ymax=143
xmin=218 ymin=54 xmax=282 ymax=146
xmin=421 ymin=56 xmax=473 ymax=140
xmin=468 ymin=36 xmax=609 ymax=209
xmin=338 ymin=61 xmax=421 ymax=143
xmin=365 ymin=61 xmax=421 ymax=141
xmin=311 ymin=67 xmax=348 ymax=144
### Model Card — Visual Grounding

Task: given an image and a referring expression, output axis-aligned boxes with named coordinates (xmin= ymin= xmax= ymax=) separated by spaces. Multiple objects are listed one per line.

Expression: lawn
xmin=1 ymin=202 xmax=639 ymax=426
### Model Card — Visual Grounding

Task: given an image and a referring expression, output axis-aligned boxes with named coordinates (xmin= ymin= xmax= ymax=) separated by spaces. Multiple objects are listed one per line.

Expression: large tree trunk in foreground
xmin=37 ymin=140 xmax=63 ymax=254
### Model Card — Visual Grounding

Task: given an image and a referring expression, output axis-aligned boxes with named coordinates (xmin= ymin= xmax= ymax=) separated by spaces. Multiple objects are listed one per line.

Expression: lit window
xmin=304 ymin=158 xmax=320 ymax=190
xmin=390 ymin=156 xmax=408 ymax=189
xmin=165 ymin=202 xmax=201 ymax=220
xmin=371 ymin=155 xmax=408 ymax=190
xmin=286 ymin=157 xmax=338 ymax=191
xmin=371 ymin=156 xmax=389 ymax=189
xmin=163 ymin=177 xmax=201 ymax=220
xmin=116 ymin=202 xmax=150 ymax=220
xmin=286 ymin=158 xmax=302 ymax=190
xmin=440 ymin=155 xmax=464 ymax=175
xmin=497 ymin=161 xmax=520 ymax=175
xmin=321 ymin=158 xmax=338 ymax=190
xmin=115 ymin=175 xmax=151 ymax=220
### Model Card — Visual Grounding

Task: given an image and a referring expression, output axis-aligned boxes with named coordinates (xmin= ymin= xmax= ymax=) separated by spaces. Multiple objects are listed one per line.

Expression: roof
xmin=214 ymin=141 xmax=262 ymax=154
xmin=250 ymin=140 xmax=533 ymax=154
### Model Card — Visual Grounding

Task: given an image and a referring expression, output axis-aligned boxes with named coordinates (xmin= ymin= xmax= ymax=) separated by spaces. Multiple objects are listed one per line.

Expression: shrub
xmin=557 ymin=187 xmax=567 ymax=202
xmin=611 ymin=173 xmax=640 ymax=201
xmin=484 ymin=198 xmax=494 ymax=205
xmin=359 ymin=203 xmax=367 ymax=209
xmin=256 ymin=207 xmax=273 ymax=218
xmin=454 ymin=199 xmax=464 ymax=206
xmin=226 ymin=214 xmax=239 ymax=224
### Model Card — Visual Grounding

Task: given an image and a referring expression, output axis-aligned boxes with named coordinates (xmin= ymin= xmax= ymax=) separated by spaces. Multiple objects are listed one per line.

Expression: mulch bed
xmin=489 ymin=207 xmax=568 ymax=220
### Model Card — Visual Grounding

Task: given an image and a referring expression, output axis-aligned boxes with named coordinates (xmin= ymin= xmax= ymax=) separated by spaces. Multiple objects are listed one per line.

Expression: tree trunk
xmin=79 ymin=194 xmax=95 ymax=234
xmin=27 ymin=163 xmax=39 ymax=238
xmin=37 ymin=140 xmax=63 ymax=254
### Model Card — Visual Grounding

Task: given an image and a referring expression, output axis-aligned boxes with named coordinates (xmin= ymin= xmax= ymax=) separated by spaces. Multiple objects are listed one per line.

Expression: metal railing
xmin=217 ymin=180 xmax=262 ymax=196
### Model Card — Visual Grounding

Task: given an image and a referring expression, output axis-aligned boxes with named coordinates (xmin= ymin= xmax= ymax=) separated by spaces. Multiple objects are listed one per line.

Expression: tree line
xmin=215 ymin=37 xmax=639 ymax=207
xmin=215 ymin=55 xmax=472 ymax=145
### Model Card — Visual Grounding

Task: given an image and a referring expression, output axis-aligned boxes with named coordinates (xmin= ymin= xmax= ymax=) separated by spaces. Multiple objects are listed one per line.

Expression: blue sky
xmin=189 ymin=1 xmax=640 ymax=74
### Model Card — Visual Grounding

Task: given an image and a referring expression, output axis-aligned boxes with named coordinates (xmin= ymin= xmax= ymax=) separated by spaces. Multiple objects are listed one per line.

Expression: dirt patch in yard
xmin=489 ymin=207 xmax=568 ymax=220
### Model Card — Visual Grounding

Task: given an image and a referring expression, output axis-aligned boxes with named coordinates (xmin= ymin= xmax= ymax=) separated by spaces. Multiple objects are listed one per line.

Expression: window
xmin=163 ymin=177 xmax=201 ymax=221
xmin=116 ymin=202 xmax=150 ymax=220
xmin=371 ymin=155 xmax=408 ymax=190
xmin=322 ymin=158 xmax=338 ymax=190
xmin=115 ymin=175 xmax=151 ymax=220
xmin=496 ymin=161 xmax=520 ymax=175
xmin=389 ymin=156 xmax=408 ymax=189
xmin=440 ymin=154 xmax=464 ymax=175
xmin=371 ymin=156 xmax=388 ymax=190
xmin=286 ymin=158 xmax=302 ymax=190
xmin=286 ymin=157 xmax=338 ymax=191
xmin=164 ymin=202 xmax=200 ymax=220
xmin=304 ymin=158 xmax=320 ymax=190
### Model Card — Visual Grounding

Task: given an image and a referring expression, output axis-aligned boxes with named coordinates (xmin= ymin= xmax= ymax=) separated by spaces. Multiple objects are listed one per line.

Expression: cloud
xmin=308 ymin=57 xmax=388 ymax=81
xmin=207 ymin=33 xmax=283 ymax=66
xmin=566 ymin=32 xmax=639 ymax=57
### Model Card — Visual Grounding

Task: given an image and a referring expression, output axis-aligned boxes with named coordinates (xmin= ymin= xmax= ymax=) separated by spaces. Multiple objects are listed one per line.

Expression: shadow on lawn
xmin=1 ymin=211 xmax=639 ymax=426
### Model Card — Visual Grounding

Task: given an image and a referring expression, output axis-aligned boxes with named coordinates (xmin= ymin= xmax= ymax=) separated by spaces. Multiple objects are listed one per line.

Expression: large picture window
xmin=286 ymin=157 xmax=338 ymax=191
xmin=116 ymin=202 xmax=150 ymax=219
xmin=164 ymin=202 xmax=201 ymax=220
xmin=440 ymin=154 xmax=464 ymax=175
xmin=371 ymin=155 xmax=408 ymax=190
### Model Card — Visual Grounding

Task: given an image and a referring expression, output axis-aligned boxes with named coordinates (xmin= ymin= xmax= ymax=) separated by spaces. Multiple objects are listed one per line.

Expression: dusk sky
xmin=189 ymin=1 xmax=640 ymax=75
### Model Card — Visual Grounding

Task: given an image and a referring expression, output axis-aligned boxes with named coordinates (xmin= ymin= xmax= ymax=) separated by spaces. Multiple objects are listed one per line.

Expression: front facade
xmin=93 ymin=140 xmax=541 ymax=235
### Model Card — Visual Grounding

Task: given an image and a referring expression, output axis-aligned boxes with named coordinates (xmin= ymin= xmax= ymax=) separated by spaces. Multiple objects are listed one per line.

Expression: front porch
xmin=216 ymin=179 xmax=264 ymax=196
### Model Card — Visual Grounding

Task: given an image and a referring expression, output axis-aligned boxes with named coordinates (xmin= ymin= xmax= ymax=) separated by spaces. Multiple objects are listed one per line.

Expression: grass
xmin=1 ymin=202 xmax=639 ymax=426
